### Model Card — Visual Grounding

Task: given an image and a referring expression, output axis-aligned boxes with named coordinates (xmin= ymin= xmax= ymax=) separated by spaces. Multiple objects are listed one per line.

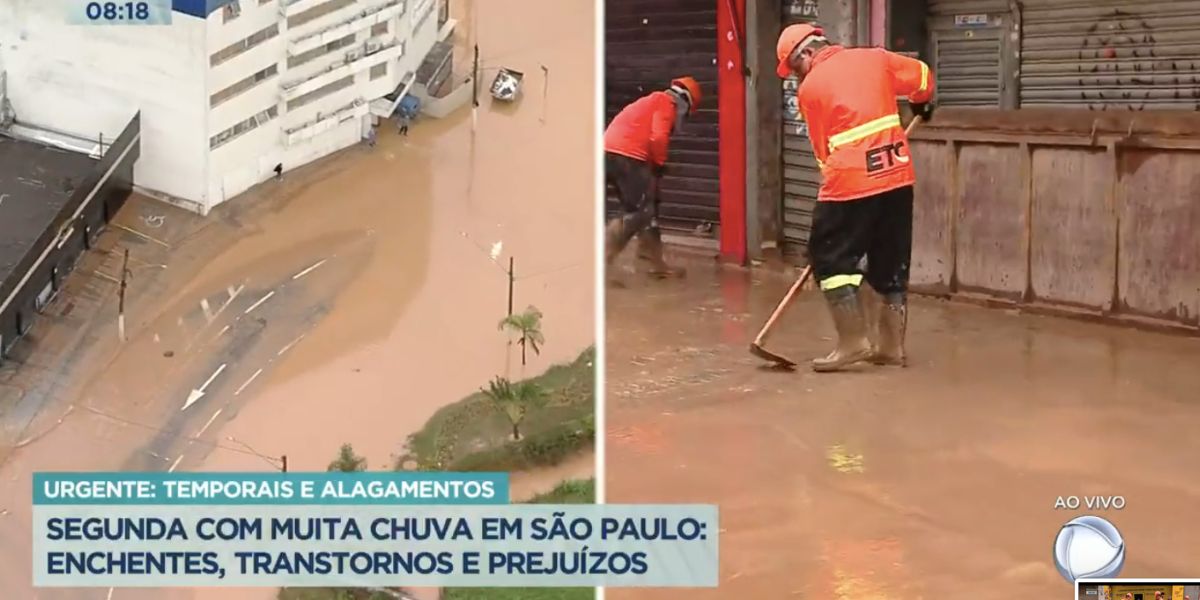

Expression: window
xmin=210 ymin=24 xmax=279 ymax=67
xmin=371 ymin=22 xmax=389 ymax=37
xmin=370 ymin=63 xmax=388 ymax=80
xmin=222 ymin=1 xmax=241 ymax=23
xmin=288 ymin=0 xmax=355 ymax=29
xmin=210 ymin=64 xmax=279 ymax=107
xmin=210 ymin=106 xmax=279 ymax=149
xmin=287 ymin=75 xmax=354 ymax=111
xmin=287 ymin=34 xmax=355 ymax=68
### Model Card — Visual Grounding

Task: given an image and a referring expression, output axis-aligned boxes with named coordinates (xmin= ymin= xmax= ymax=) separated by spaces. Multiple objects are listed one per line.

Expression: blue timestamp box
xmin=69 ymin=0 xmax=173 ymax=25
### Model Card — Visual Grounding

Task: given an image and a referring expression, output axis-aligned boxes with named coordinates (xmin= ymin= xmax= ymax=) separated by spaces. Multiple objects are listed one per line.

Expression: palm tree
xmin=498 ymin=305 xmax=545 ymax=366
xmin=328 ymin=443 xmax=367 ymax=472
xmin=482 ymin=376 xmax=547 ymax=440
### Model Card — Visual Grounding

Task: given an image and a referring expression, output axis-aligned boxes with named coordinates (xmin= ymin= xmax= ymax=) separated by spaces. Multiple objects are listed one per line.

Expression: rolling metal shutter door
xmin=780 ymin=0 xmax=821 ymax=262
xmin=605 ymin=0 xmax=719 ymax=233
xmin=1020 ymin=0 xmax=1200 ymax=110
xmin=928 ymin=0 xmax=1009 ymax=107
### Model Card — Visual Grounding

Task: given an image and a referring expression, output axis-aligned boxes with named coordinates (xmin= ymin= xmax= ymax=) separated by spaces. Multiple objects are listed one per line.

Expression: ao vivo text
xmin=1054 ymin=495 xmax=1126 ymax=510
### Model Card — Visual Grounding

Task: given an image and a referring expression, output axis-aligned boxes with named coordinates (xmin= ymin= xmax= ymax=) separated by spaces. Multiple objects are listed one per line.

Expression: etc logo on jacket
xmin=865 ymin=141 xmax=910 ymax=173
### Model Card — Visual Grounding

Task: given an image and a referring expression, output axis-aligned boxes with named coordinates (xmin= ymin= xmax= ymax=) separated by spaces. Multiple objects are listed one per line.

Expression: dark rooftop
xmin=0 ymin=136 xmax=97 ymax=290
xmin=415 ymin=39 xmax=454 ymax=88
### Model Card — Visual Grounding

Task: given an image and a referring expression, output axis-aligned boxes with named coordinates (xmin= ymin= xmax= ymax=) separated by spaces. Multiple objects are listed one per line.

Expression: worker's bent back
xmin=604 ymin=91 xmax=680 ymax=168
xmin=797 ymin=46 xmax=934 ymax=202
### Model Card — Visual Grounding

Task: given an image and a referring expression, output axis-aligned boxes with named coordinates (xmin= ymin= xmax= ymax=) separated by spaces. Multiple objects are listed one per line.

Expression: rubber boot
xmin=870 ymin=292 xmax=908 ymax=367
xmin=637 ymin=228 xmax=685 ymax=279
xmin=859 ymin=286 xmax=882 ymax=356
xmin=812 ymin=286 xmax=872 ymax=373
xmin=605 ymin=219 xmax=629 ymax=287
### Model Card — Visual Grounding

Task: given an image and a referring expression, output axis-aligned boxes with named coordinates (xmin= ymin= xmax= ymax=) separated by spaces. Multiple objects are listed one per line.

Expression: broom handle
xmin=754 ymin=266 xmax=812 ymax=344
xmin=906 ymin=114 xmax=923 ymax=135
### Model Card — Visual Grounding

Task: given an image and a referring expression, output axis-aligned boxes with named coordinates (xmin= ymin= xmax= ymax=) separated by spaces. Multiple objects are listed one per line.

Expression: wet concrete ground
xmin=606 ymin=250 xmax=1200 ymax=599
xmin=0 ymin=1 xmax=594 ymax=597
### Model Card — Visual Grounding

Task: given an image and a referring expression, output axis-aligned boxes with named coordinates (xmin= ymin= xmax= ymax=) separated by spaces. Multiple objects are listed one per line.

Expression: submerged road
xmin=0 ymin=1 xmax=595 ymax=597
xmin=606 ymin=252 xmax=1200 ymax=600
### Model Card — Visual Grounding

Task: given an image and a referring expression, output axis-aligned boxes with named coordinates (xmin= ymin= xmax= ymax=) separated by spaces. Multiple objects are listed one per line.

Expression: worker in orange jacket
xmin=776 ymin=24 xmax=935 ymax=372
xmin=604 ymin=76 xmax=702 ymax=281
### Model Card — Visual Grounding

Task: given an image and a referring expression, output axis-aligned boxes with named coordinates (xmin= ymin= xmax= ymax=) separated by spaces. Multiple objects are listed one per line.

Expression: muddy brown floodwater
xmin=0 ymin=1 xmax=595 ymax=598
xmin=606 ymin=250 xmax=1200 ymax=600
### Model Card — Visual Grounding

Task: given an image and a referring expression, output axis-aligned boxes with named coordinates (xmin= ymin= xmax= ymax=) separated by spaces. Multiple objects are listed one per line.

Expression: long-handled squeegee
xmin=748 ymin=265 xmax=812 ymax=368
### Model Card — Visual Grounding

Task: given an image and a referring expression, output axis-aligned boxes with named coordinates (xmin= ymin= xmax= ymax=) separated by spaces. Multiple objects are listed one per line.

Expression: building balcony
xmin=287 ymin=0 xmax=405 ymax=55
xmin=210 ymin=36 xmax=285 ymax=93
xmin=282 ymin=77 xmax=361 ymax=127
xmin=281 ymin=40 xmax=403 ymax=102
xmin=369 ymin=70 xmax=416 ymax=117
xmin=210 ymin=80 xmax=283 ymax=137
xmin=412 ymin=0 xmax=435 ymax=29
xmin=283 ymin=98 xmax=369 ymax=146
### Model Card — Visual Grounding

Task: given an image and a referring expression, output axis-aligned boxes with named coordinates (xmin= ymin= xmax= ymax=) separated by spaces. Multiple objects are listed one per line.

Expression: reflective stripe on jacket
xmin=603 ymin=91 xmax=680 ymax=167
xmin=797 ymin=46 xmax=935 ymax=202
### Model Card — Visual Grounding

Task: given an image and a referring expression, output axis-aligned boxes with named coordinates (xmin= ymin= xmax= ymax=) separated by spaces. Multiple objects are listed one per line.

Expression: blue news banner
xmin=32 ymin=473 xmax=719 ymax=588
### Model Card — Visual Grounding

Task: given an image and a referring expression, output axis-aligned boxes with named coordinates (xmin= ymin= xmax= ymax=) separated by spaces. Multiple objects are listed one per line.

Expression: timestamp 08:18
xmin=87 ymin=2 xmax=151 ymax=20
xmin=75 ymin=0 xmax=170 ymax=25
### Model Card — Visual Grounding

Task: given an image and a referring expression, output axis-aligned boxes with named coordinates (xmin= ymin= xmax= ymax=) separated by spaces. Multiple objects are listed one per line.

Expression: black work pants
xmin=807 ymin=185 xmax=914 ymax=295
xmin=605 ymin=152 xmax=659 ymax=248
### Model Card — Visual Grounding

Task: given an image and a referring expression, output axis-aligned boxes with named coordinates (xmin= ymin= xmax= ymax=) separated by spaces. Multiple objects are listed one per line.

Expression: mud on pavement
xmin=606 ymin=249 xmax=1200 ymax=600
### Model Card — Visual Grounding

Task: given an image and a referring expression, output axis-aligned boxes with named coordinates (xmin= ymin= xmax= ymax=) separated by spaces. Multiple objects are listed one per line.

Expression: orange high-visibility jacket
xmin=604 ymin=91 xmax=680 ymax=167
xmin=796 ymin=46 xmax=935 ymax=202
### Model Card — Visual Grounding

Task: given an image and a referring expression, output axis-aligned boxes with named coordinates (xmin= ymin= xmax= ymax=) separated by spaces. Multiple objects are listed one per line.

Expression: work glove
xmin=911 ymin=102 xmax=935 ymax=121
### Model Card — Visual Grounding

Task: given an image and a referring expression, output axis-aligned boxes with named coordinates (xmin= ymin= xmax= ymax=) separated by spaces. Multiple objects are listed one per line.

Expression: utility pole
xmin=472 ymin=45 xmax=480 ymax=109
xmin=118 ymin=248 xmax=129 ymax=341
xmin=507 ymin=257 xmax=514 ymax=317
xmin=280 ymin=455 xmax=288 ymax=473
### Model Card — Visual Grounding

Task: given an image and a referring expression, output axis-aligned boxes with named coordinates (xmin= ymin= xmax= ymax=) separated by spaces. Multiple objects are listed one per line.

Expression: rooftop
xmin=0 ymin=135 xmax=97 ymax=295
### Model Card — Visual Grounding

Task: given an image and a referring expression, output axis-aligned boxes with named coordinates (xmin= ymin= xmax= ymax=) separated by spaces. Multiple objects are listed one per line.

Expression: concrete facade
xmin=0 ymin=0 xmax=453 ymax=213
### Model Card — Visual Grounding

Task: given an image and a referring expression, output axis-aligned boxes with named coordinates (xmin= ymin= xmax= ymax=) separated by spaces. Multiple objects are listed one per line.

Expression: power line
xmin=514 ymin=261 xmax=586 ymax=281
xmin=77 ymin=405 xmax=280 ymax=464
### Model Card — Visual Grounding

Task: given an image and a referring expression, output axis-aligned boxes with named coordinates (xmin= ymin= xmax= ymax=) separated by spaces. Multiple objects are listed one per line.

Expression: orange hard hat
xmin=670 ymin=77 xmax=702 ymax=115
xmin=776 ymin=23 xmax=824 ymax=78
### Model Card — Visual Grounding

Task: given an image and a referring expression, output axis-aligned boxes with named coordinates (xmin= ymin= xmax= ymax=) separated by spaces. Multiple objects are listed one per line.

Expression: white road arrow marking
xmin=183 ymin=363 xmax=226 ymax=410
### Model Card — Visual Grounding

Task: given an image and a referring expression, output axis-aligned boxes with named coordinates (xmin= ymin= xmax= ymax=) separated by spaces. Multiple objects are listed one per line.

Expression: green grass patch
xmin=399 ymin=347 xmax=595 ymax=472
xmin=526 ymin=478 xmax=595 ymax=504
xmin=441 ymin=478 xmax=596 ymax=600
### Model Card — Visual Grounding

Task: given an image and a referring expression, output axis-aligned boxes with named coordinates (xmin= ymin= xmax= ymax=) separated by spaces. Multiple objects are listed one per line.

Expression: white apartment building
xmin=0 ymin=0 xmax=454 ymax=213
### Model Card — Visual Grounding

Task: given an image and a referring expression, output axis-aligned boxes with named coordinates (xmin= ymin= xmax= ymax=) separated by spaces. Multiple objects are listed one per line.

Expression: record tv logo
xmin=1053 ymin=515 xmax=1125 ymax=582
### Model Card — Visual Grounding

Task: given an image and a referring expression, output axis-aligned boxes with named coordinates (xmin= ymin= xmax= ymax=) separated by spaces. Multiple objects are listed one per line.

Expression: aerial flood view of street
xmin=0 ymin=1 xmax=596 ymax=598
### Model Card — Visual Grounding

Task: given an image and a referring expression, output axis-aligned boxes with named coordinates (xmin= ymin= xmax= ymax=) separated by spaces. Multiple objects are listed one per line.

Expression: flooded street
xmin=605 ymin=251 xmax=1200 ymax=599
xmin=0 ymin=1 xmax=595 ymax=598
